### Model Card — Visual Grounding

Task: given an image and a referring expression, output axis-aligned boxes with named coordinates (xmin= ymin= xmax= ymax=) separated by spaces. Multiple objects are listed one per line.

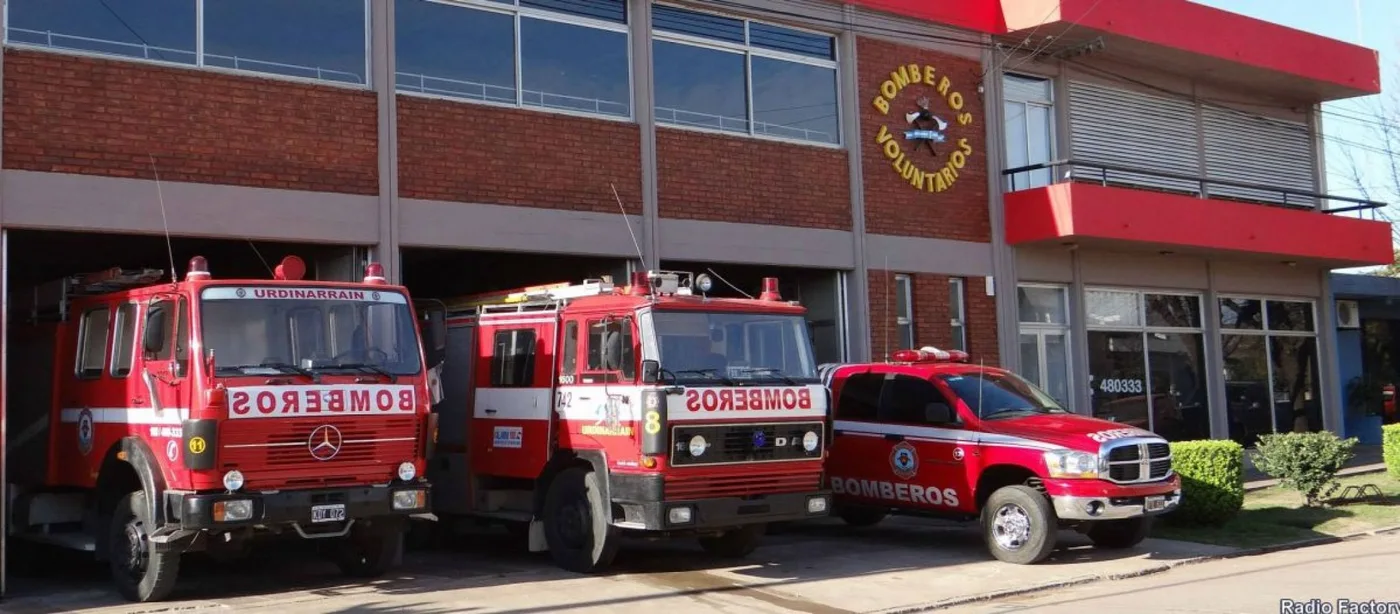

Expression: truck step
xmin=15 ymin=530 xmax=96 ymax=552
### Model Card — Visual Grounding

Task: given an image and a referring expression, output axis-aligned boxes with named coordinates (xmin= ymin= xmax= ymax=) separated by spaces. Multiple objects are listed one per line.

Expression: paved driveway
xmin=0 ymin=517 xmax=1232 ymax=614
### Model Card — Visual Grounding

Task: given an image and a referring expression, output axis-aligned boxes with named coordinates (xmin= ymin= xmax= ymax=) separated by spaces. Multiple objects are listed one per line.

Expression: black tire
xmin=542 ymin=466 xmax=620 ymax=573
xmin=334 ymin=518 xmax=405 ymax=578
xmin=108 ymin=491 xmax=181 ymax=602
xmin=982 ymin=485 xmax=1057 ymax=565
xmin=698 ymin=524 xmax=765 ymax=558
xmin=837 ymin=506 xmax=888 ymax=528
xmin=1087 ymin=517 xmax=1153 ymax=550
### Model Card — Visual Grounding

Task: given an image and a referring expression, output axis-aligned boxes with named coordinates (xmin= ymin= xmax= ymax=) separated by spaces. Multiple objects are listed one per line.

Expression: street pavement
xmin=0 ymin=516 xmax=1238 ymax=613
xmin=947 ymin=531 xmax=1400 ymax=614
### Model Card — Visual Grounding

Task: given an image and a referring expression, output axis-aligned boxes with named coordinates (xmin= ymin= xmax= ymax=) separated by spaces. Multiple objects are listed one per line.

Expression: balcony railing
xmin=1003 ymin=159 xmax=1387 ymax=219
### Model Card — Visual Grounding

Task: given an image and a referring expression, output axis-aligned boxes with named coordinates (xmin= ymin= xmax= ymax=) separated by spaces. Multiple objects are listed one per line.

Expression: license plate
xmin=1144 ymin=495 xmax=1167 ymax=512
xmin=311 ymin=504 xmax=347 ymax=523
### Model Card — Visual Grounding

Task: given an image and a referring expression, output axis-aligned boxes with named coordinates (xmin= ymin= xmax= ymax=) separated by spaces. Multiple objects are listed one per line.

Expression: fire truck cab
xmin=424 ymin=270 xmax=832 ymax=573
xmin=6 ymin=256 xmax=442 ymax=602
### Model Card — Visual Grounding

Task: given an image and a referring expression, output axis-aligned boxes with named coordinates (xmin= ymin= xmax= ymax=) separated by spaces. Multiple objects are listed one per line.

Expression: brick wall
xmin=867 ymin=269 xmax=1000 ymax=366
xmin=656 ymin=127 xmax=850 ymax=230
xmin=857 ymin=38 xmax=989 ymax=241
xmin=397 ymin=96 xmax=642 ymax=214
xmin=2 ymin=50 xmax=378 ymax=195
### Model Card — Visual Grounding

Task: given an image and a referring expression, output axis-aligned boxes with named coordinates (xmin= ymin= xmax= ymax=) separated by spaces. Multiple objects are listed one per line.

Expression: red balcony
xmin=1002 ymin=160 xmax=1393 ymax=268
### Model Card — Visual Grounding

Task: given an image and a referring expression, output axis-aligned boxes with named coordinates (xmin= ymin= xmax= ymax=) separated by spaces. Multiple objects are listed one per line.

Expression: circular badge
xmin=372 ymin=291 xmax=382 ymax=301
xmin=166 ymin=439 xmax=180 ymax=462
xmin=953 ymin=447 xmax=965 ymax=461
xmin=188 ymin=436 xmax=207 ymax=455
xmin=890 ymin=441 xmax=919 ymax=480
xmin=235 ymin=288 xmax=247 ymax=298
xmin=76 ymin=408 xmax=95 ymax=456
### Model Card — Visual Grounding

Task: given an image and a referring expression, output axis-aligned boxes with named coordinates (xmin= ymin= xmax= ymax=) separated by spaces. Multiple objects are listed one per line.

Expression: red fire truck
xmin=422 ymin=270 xmax=831 ymax=572
xmin=6 ymin=255 xmax=443 ymax=602
xmin=821 ymin=347 xmax=1181 ymax=565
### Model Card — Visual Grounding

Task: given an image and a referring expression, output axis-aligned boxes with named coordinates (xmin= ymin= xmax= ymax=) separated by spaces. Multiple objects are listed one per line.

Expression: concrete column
xmin=839 ymin=6 xmax=870 ymax=362
xmin=1319 ymin=271 xmax=1344 ymax=436
xmin=630 ymin=0 xmax=659 ymax=271
xmin=371 ymin=0 xmax=401 ymax=283
xmin=1069 ymin=248 xmax=1090 ymax=415
xmin=1203 ymin=261 xmax=1229 ymax=440
xmin=1 ymin=0 xmax=10 ymax=593
xmin=982 ymin=44 xmax=1020 ymax=370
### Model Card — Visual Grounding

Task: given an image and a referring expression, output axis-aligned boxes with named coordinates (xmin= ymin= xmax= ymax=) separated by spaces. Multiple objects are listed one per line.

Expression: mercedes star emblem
xmin=308 ymin=424 xmax=343 ymax=461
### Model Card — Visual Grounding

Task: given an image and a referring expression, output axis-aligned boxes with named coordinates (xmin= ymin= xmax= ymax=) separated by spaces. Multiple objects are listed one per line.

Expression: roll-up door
xmin=1068 ymin=80 xmax=1201 ymax=194
xmin=1201 ymin=106 xmax=1317 ymax=208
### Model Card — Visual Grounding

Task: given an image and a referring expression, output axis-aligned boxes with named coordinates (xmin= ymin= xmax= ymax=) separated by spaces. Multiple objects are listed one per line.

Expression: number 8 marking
xmin=644 ymin=410 xmax=661 ymax=435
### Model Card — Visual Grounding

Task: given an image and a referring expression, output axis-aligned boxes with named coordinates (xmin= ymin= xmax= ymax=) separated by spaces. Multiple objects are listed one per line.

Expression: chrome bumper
xmin=1051 ymin=489 xmax=1181 ymax=521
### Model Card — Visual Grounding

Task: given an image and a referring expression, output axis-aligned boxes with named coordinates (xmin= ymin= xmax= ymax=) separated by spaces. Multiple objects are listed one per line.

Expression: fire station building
xmin=0 ymin=0 xmax=1391 ymax=469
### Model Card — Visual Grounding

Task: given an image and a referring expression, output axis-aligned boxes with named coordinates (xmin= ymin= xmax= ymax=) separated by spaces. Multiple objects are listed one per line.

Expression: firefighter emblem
xmin=76 ymin=408 xmax=94 ymax=456
xmin=904 ymin=96 xmax=949 ymax=156
xmin=890 ymin=441 xmax=918 ymax=480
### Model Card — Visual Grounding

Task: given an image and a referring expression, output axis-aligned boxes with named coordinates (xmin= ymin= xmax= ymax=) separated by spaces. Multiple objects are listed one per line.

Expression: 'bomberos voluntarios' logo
xmin=871 ymin=63 xmax=975 ymax=193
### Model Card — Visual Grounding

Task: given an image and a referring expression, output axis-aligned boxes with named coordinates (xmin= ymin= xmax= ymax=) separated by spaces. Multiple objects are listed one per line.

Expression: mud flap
xmin=527 ymin=519 xmax=548 ymax=552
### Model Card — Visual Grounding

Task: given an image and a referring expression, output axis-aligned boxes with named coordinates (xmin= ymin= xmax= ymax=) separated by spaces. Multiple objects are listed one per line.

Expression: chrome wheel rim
xmin=992 ymin=503 xmax=1033 ymax=551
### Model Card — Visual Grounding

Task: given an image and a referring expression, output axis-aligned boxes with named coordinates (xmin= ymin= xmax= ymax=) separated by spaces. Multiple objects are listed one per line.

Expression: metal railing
xmin=1002 ymin=159 xmax=1388 ymax=218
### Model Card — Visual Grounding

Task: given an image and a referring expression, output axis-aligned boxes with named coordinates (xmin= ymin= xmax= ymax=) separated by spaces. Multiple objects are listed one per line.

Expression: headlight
xmin=668 ymin=506 xmax=693 ymax=524
xmin=1043 ymin=449 xmax=1101 ymax=479
xmin=397 ymin=461 xmax=417 ymax=481
xmin=802 ymin=431 xmax=820 ymax=452
xmin=212 ymin=499 xmax=253 ymax=522
xmin=689 ymin=435 xmax=708 ymax=456
xmin=807 ymin=496 xmax=829 ymax=514
xmin=222 ymin=470 xmax=245 ymax=491
xmin=393 ymin=489 xmax=427 ymax=510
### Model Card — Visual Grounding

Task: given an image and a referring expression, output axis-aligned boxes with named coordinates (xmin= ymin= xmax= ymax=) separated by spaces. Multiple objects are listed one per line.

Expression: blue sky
xmin=1193 ymin=0 xmax=1399 ymax=270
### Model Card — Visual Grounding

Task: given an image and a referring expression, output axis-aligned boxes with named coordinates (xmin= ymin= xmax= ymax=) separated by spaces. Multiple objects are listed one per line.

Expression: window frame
xmin=490 ymin=328 xmax=538 ymax=388
xmin=582 ymin=316 xmax=637 ymax=383
xmin=393 ymin=0 xmax=636 ymax=123
xmin=1002 ymin=72 xmax=1057 ymax=191
xmin=949 ymin=277 xmax=966 ymax=352
xmin=110 ymin=301 xmax=140 ymax=378
xmin=650 ymin=1 xmax=842 ymax=149
xmin=75 ymin=305 xmax=113 ymax=379
xmin=1217 ymin=294 xmax=1321 ymax=437
xmin=2 ymin=0 xmax=374 ymax=90
xmin=893 ymin=274 xmax=915 ymax=351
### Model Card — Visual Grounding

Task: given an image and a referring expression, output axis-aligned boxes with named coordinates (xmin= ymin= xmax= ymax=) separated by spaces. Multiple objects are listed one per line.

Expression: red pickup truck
xmin=820 ymin=347 xmax=1181 ymax=564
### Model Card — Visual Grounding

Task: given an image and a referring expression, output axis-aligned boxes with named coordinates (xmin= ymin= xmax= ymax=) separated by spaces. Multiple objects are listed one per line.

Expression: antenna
xmin=246 ymin=240 xmax=275 ymax=277
xmin=706 ymin=267 xmax=753 ymax=299
xmin=149 ymin=154 xmax=177 ymax=284
xmin=883 ymin=254 xmax=890 ymax=362
xmin=610 ymin=183 xmax=648 ymax=272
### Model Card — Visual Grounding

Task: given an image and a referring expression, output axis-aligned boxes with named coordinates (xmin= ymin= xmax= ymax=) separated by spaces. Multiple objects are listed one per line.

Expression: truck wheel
xmin=1087 ymin=517 xmax=1153 ymax=550
xmin=334 ymin=519 xmax=405 ymax=578
xmin=982 ymin=485 xmax=1057 ymax=565
xmin=542 ymin=466 xmax=620 ymax=573
xmin=838 ymin=506 xmax=888 ymax=527
xmin=108 ymin=492 xmax=181 ymax=602
xmin=698 ymin=524 xmax=764 ymax=558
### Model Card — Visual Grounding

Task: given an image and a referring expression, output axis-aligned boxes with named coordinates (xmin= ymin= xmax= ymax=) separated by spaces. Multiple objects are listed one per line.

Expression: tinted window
xmin=395 ymin=0 xmax=516 ymax=103
xmin=1220 ymin=298 xmax=1263 ymax=330
xmin=8 ymin=0 xmax=197 ymax=65
xmin=204 ymin=0 xmax=368 ymax=85
xmin=836 ymin=373 xmax=881 ymax=421
xmin=1145 ymin=293 xmax=1201 ymax=328
xmin=1267 ymin=300 xmax=1314 ymax=332
xmin=878 ymin=374 xmax=953 ymax=424
xmin=940 ymin=371 xmax=1066 ymax=419
xmin=520 ymin=17 xmax=630 ymax=116
xmin=653 ymin=40 xmax=747 ymax=134
xmin=491 ymin=329 xmax=536 ymax=387
xmin=586 ymin=319 xmax=635 ymax=379
xmin=562 ymin=321 xmax=578 ymax=375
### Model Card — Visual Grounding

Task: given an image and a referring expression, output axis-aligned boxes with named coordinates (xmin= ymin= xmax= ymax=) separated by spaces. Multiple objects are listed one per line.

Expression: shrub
xmin=1252 ymin=431 xmax=1357 ymax=507
xmin=1166 ymin=440 xmax=1244 ymax=526
xmin=1385 ymin=424 xmax=1400 ymax=480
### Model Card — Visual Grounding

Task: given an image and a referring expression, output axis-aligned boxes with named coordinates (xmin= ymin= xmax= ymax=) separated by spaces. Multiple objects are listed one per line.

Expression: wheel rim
xmin=120 ymin=521 xmax=149 ymax=583
xmin=556 ymin=497 xmax=590 ymax=550
xmin=992 ymin=503 xmax=1033 ymax=551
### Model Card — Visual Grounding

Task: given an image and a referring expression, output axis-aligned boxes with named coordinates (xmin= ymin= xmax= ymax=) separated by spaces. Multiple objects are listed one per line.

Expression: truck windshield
xmin=651 ymin=311 xmax=818 ymax=384
xmin=199 ymin=286 xmax=422 ymax=377
xmin=939 ymin=371 xmax=1067 ymax=419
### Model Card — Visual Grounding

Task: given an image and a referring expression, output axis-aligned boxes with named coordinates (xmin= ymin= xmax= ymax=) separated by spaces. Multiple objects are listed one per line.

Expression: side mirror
xmin=642 ymin=359 xmax=661 ymax=384
xmin=143 ymin=310 xmax=168 ymax=356
xmin=602 ymin=331 xmax=623 ymax=371
xmin=925 ymin=402 xmax=954 ymax=424
xmin=427 ymin=310 xmax=447 ymax=352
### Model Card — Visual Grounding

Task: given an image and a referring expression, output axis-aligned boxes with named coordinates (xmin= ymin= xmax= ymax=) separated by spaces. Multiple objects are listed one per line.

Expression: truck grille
xmin=1103 ymin=440 xmax=1173 ymax=484
xmin=668 ymin=422 xmax=824 ymax=467
xmin=219 ymin=417 xmax=421 ymax=489
xmin=665 ymin=469 xmax=823 ymax=500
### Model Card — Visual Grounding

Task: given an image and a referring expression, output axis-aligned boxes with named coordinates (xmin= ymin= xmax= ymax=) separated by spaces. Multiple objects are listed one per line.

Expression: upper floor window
xmin=651 ymin=4 xmax=839 ymax=146
xmin=6 ymin=0 xmax=370 ymax=87
xmin=1003 ymin=73 xmax=1055 ymax=191
xmin=396 ymin=0 xmax=631 ymax=119
xmin=949 ymin=278 xmax=966 ymax=351
xmin=894 ymin=274 xmax=915 ymax=350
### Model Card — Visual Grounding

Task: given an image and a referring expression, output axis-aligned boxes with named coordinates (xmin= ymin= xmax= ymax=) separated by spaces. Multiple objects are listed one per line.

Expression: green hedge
xmin=1165 ymin=440 xmax=1245 ymax=526
xmin=1386 ymin=424 xmax=1400 ymax=480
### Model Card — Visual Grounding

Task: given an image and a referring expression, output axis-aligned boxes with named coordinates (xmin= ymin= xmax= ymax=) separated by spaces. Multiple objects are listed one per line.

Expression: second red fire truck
xmin=422 ymin=270 xmax=832 ymax=572
xmin=6 ymin=255 xmax=443 ymax=602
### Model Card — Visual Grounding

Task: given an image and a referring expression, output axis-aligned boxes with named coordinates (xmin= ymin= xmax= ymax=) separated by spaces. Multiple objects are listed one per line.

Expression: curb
xmin=874 ymin=525 xmax=1400 ymax=613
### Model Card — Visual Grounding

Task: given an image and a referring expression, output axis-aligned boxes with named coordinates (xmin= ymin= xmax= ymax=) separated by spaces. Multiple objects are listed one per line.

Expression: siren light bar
xmin=891 ymin=346 xmax=969 ymax=363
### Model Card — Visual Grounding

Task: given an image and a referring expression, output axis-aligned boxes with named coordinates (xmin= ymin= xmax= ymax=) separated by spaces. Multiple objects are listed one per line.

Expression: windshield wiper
xmin=981 ymin=408 xmax=1040 ymax=419
xmin=219 ymin=362 xmax=319 ymax=382
xmin=671 ymin=369 xmax=736 ymax=385
xmin=325 ymin=362 xmax=398 ymax=383
xmin=730 ymin=367 xmax=797 ymax=384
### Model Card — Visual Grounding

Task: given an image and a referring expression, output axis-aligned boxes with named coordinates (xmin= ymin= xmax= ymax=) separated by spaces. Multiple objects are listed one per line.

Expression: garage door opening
xmin=1 ymin=229 xmax=366 ymax=597
xmin=400 ymin=248 xmax=633 ymax=300
xmin=659 ymin=260 xmax=849 ymax=364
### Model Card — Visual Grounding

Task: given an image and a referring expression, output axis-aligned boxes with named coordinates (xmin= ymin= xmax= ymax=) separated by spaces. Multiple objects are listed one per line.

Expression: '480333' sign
xmin=1097 ymin=378 xmax=1145 ymax=395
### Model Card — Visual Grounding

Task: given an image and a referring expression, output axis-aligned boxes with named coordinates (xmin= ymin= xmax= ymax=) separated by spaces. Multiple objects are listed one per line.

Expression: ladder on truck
xmin=15 ymin=267 xmax=167 ymax=323
xmin=441 ymin=277 xmax=619 ymax=317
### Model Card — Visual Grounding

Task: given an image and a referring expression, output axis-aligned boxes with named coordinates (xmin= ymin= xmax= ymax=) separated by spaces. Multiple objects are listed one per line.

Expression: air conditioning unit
xmin=1336 ymin=300 xmax=1360 ymax=329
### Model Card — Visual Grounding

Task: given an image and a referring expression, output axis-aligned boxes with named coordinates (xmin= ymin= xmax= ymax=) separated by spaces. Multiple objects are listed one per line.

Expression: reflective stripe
xmin=59 ymin=407 xmax=190 ymax=425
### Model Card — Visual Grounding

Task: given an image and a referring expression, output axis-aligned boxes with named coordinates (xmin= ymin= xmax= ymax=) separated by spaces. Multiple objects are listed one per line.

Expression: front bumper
xmin=168 ymin=482 xmax=432 ymax=532
xmin=1042 ymin=475 xmax=1182 ymax=521
xmin=610 ymin=473 xmax=831 ymax=531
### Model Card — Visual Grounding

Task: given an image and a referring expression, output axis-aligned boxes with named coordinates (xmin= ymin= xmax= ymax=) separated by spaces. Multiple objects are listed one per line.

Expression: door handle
xmin=484 ymin=409 xmax=498 ymax=415
xmin=883 ymin=433 xmax=904 ymax=441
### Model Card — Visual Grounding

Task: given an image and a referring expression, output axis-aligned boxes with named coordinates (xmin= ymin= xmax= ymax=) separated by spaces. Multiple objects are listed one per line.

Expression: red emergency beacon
xmin=186 ymin=255 xmax=211 ymax=281
xmin=273 ymin=255 xmax=306 ymax=281
xmin=891 ymin=346 xmax=970 ymax=363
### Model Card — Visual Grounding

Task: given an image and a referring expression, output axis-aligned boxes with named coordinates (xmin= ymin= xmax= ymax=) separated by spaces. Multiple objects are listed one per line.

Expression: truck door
xmin=827 ymin=369 xmax=886 ymax=500
xmin=62 ymin=301 xmax=115 ymax=483
xmin=473 ymin=320 xmax=555 ymax=480
xmin=140 ymin=296 xmax=191 ymax=452
xmin=876 ymin=373 xmax=973 ymax=514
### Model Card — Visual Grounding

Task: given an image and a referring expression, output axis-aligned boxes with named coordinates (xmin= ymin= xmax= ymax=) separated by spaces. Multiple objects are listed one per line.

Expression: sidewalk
xmin=1243 ymin=443 xmax=1388 ymax=490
